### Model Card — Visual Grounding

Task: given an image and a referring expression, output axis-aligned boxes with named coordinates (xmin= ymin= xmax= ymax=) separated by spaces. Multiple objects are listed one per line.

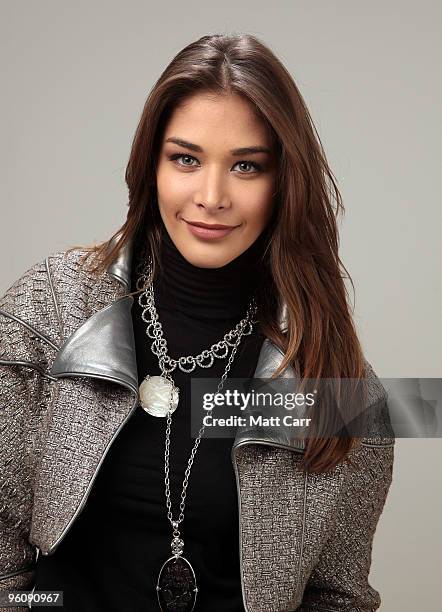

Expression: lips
xmin=184 ymin=220 xmax=237 ymax=230
xmin=183 ymin=218 xmax=238 ymax=240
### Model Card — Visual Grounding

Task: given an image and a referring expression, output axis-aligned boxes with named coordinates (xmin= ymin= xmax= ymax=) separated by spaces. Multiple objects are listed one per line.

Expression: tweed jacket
xmin=0 ymin=235 xmax=395 ymax=612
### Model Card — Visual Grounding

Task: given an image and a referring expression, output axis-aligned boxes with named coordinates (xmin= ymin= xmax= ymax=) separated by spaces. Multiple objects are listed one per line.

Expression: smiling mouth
xmin=183 ymin=219 xmax=239 ymax=230
xmin=182 ymin=218 xmax=239 ymax=240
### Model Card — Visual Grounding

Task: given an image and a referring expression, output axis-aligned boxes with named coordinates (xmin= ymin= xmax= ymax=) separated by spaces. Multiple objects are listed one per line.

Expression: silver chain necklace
xmin=136 ymin=256 xmax=257 ymax=418
xmin=135 ymin=254 xmax=258 ymax=611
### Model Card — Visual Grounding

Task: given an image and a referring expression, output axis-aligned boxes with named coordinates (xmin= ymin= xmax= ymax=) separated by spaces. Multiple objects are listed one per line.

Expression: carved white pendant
xmin=139 ymin=375 xmax=180 ymax=418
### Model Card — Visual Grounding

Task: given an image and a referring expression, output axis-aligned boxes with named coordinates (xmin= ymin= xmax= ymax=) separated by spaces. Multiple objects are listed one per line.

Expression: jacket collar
xmin=50 ymin=234 xmax=304 ymax=453
xmin=106 ymin=232 xmax=134 ymax=292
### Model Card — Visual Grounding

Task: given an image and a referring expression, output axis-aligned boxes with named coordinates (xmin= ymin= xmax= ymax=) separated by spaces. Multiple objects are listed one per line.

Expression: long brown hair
xmin=68 ymin=33 xmax=367 ymax=474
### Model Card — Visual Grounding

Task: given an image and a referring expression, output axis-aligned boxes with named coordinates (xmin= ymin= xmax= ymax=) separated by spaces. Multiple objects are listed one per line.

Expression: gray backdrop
xmin=1 ymin=1 xmax=441 ymax=609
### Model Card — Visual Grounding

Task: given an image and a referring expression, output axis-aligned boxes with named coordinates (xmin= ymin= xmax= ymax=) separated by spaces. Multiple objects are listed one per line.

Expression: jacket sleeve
xmin=0 ymin=258 xmax=59 ymax=610
xmin=298 ymin=439 xmax=395 ymax=612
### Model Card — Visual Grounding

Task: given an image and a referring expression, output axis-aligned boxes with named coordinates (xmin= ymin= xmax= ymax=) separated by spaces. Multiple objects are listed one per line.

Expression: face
xmin=155 ymin=92 xmax=277 ymax=268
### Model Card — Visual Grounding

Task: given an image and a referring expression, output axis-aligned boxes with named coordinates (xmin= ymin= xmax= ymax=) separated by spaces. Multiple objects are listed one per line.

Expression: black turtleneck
xmin=154 ymin=220 xmax=266 ymax=320
xmin=33 ymin=221 xmax=267 ymax=611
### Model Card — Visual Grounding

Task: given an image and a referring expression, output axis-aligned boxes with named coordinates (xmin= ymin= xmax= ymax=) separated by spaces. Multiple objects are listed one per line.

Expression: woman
xmin=0 ymin=33 xmax=394 ymax=611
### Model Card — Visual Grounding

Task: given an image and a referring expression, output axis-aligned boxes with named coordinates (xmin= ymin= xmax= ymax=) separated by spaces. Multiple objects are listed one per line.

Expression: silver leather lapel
xmin=106 ymin=233 xmax=134 ymax=291
xmin=50 ymin=295 xmax=138 ymax=394
xmin=49 ymin=234 xmax=303 ymax=452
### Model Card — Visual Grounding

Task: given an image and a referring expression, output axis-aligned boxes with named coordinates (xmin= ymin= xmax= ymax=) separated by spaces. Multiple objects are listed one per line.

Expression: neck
xmin=146 ymin=220 xmax=266 ymax=321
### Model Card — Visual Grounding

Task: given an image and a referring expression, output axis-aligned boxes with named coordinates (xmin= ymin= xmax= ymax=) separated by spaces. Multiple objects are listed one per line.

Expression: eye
xmin=168 ymin=153 xmax=199 ymax=167
xmin=233 ymin=160 xmax=262 ymax=174
xmin=168 ymin=153 xmax=263 ymax=174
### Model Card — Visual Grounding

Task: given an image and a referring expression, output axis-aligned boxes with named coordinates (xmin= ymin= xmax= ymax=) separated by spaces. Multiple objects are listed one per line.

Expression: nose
xmin=193 ymin=168 xmax=231 ymax=211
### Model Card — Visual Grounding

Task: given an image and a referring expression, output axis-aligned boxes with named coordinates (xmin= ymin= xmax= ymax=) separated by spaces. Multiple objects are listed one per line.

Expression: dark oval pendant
xmin=156 ymin=555 xmax=198 ymax=612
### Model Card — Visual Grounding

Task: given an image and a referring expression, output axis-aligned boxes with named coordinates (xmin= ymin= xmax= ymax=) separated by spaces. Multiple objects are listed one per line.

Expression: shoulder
xmin=0 ymin=250 xmax=75 ymax=368
xmin=361 ymin=357 xmax=395 ymax=447
xmin=1 ymin=247 xmax=92 ymax=300
xmin=45 ymin=246 xmax=102 ymax=286
xmin=43 ymin=246 xmax=126 ymax=338
xmin=45 ymin=245 xmax=122 ymax=305
xmin=0 ymin=245 xmax=116 ymax=340
xmin=363 ymin=357 xmax=387 ymax=406
xmin=1 ymin=247 xmax=94 ymax=314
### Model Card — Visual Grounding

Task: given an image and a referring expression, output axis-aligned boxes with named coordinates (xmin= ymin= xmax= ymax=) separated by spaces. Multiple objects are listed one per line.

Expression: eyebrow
xmin=164 ymin=137 xmax=272 ymax=156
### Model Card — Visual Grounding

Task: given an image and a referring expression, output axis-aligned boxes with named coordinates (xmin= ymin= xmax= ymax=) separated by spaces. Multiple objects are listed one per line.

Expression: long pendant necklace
xmin=135 ymin=254 xmax=257 ymax=611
